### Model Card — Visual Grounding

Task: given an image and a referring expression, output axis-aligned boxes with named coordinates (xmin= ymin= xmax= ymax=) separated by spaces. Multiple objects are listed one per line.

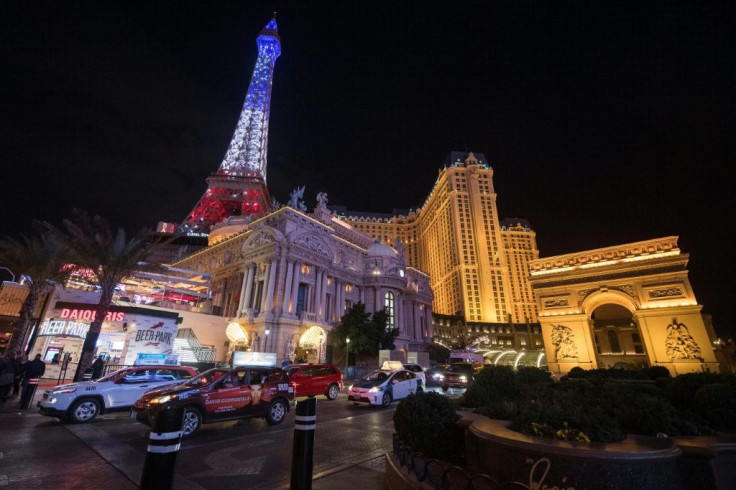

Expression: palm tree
xmin=39 ymin=210 xmax=163 ymax=381
xmin=0 ymin=234 xmax=72 ymax=357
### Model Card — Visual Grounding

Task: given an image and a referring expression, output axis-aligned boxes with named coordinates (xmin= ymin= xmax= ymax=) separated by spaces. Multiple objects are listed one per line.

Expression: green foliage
xmin=516 ymin=366 xmax=554 ymax=386
xmin=692 ymin=383 xmax=736 ymax=430
xmin=462 ymin=365 xmax=518 ymax=408
xmin=393 ymin=392 xmax=464 ymax=464
xmin=665 ymin=372 xmax=725 ymax=409
xmin=330 ymin=303 xmax=398 ymax=356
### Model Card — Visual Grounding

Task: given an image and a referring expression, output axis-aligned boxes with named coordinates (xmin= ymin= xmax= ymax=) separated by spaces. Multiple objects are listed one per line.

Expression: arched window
xmin=384 ymin=292 xmax=395 ymax=329
xmin=607 ymin=329 xmax=622 ymax=353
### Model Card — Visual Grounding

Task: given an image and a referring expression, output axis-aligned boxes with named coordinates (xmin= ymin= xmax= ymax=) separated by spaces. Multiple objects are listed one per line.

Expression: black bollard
xmin=290 ymin=397 xmax=317 ymax=490
xmin=19 ymin=378 xmax=40 ymax=409
xmin=140 ymin=406 xmax=184 ymax=490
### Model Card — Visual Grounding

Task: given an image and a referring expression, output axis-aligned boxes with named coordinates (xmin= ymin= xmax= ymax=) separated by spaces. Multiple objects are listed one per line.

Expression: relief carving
xmin=665 ymin=317 xmax=704 ymax=362
xmin=649 ymin=287 xmax=683 ymax=299
xmin=293 ymin=233 xmax=332 ymax=258
xmin=544 ymin=298 xmax=569 ymax=308
xmin=551 ymin=325 xmax=578 ymax=361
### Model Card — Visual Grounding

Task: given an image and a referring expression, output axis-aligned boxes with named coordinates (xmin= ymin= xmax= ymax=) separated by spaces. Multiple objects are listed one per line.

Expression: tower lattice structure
xmin=183 ymin=17 xmax=280 ymax=232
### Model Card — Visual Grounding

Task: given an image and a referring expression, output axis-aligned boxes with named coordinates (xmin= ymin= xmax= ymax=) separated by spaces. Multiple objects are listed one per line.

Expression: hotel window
xmin=384 ymin=292 xmax=395 ymax=329
xmin=632 ymin=333 xmax=644 ymax=354
xmin=296 ymin=284 xmax=307 ymax=314
xmin=607 ymin=330 xmax=622 ymax=353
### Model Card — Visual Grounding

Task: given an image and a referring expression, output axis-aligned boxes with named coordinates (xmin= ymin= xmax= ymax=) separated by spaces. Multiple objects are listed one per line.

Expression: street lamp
xmin=0 ymin=267 xmax=16 ymax=283
xmin=264 ymin=329 xmax=270 ymax=352
xmin=318 ymin=332 xmax=324 ymax=363
xmin=345 ymin=337 xmax=350 ymax=376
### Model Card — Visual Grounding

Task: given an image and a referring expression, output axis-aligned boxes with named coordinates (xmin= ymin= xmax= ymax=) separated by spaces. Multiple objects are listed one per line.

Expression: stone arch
xmin=289 ymin=231 xmax=335 ymax=263
xmin=241 ymin=226 xmax=285 ymax=256
xmin=581 ymin=289 xmax=638 ymax=316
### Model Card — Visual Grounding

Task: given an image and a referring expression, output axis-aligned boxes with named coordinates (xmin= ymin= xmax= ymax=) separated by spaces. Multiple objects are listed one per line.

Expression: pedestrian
xmin=91 ymin=355 xmax=105 ymax=380
xmin=19 ymin=353 xmax=45 ymax=407
xmin=12 ymin=353 xmax=26 ymax=397
xmin=0 ymin=353 xmax=15 ymax=402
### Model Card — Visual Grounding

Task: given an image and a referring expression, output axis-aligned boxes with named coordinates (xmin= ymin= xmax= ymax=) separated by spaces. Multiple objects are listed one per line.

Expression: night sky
xmin=1 ymin=2 xmax=734 ymax=335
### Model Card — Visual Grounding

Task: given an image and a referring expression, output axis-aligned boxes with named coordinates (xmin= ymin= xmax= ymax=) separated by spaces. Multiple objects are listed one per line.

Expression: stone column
xmin=282 ymin=259 xmax=294 ymax=315
xmin=260 ymin=262 xmax=271 ymax=312
xmin=320 ymin=274 xmax=328 ymax=321
xmin=264 ymin=258 xmax=278 ymax=314
xmin=290 ymin=261 xmax=301 ymax=315
xmin=360 ymin=286 xmax=365 ymax=305
xmin=331 ymin=279 xmax=339 ymax=322
xmin=314 ymin=269 xmax=323 ymax=318
xmin=274 ymin=253 xmax=288 ymax=315
xmin=375 ymin=287 xmax=381 ymax=314
xmin=239 ymin=263 xmax=255 ymax=314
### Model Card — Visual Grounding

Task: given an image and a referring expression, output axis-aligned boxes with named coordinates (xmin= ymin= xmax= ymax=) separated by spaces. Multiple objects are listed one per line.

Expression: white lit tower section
xmin=183 ymin=17 xmax=281 ymax=232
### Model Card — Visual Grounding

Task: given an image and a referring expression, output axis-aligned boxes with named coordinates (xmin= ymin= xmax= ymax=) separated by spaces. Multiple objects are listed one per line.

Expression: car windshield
xmin=184 ymin=368 xmax=228 ymax=387
xmin=362 ymin=371 xmax=389 ymax=382
xmin=446 ymin=364 xmax=474 ymax=374
xmin=97 ymin=368 xmax=134 ymax=383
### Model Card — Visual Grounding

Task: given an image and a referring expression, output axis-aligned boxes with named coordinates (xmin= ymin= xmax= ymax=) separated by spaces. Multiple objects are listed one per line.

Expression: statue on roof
xmin=288 ymin=186 xmax=307 ymax=211
xmin=316 ymin=192 xmax=328 ymax=209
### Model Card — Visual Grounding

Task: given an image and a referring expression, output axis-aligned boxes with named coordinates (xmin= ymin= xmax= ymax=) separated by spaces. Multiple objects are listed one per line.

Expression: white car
xmin=381 ymin=360 xmax=426 ymax=390
xmin=347 ymin=369 xmax=421 ymax=407
xmin=38 ymin=365 xmax=197 ymax=423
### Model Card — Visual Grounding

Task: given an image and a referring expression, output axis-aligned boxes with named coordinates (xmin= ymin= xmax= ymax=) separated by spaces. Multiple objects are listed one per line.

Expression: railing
xmin=178 ymin=328 xmax=216 ymax=363
xmin=299 ymin=311 xmax=318 ymax=324
xmin=392 ymin=435 xmax=502 ymax=490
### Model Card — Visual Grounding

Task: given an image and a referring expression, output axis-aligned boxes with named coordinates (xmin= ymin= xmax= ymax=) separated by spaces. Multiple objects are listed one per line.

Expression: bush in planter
xmin=664 ymin=372 xmax=723 ymax=409
xmin=693 ymin=383 xmax=736 ymax=430
xmin=461 ymin=365 xmax=518 ymax=408
xmin=393 ymin=391 xmax=464 ymax=464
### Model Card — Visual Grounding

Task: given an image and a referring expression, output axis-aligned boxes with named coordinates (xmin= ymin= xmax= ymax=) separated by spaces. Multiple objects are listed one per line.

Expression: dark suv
xmin=133 ymin=366 xmax=295 ymax=436
xmin=441 ymin=363 xmax=483 ymax=391
xmin=285 ymin=363 xmax=343 ymax=400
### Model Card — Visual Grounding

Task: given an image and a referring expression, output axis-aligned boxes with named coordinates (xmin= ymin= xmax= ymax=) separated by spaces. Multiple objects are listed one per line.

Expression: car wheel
xmin=441 ymin=385 xmax=449 ymax=392
xmin=182 ymin=407 xmax=202 ymax=436
xmin=266 ymin=399 xmax=287 ymax=425
xmin=381 ymin=392 xmax=392 ymax=408
xmin=326 ymin=383 xmax=340 ymax=400
xmin=69 ymin=398 xmax=101 ymax=423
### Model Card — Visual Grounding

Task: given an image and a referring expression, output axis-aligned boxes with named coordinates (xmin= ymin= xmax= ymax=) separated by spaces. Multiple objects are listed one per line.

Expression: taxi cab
xmin=133 ymin=366 xmax=295 ymax=436
xmin=347 ymin=369 xmax=421 ymax=408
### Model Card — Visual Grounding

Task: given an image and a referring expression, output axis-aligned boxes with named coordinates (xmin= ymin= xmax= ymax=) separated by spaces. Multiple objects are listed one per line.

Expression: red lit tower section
xmin=183 ymin=17 xmax=280 ymax=233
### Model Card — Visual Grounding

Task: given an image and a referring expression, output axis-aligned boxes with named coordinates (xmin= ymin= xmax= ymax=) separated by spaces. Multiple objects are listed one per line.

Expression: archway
xmin=298 ymin=326 xmax=327 ymax=363
xmin=589 ymin=304 xmax=648 ymax=370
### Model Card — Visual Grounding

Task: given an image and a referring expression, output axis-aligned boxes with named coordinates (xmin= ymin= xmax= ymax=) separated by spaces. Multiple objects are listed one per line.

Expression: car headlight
xmin=149 ymin=395 xmax=172 ymax=404
xmin=348 ymin=385 xmax=353 ymax=391
xmin=368 ymin=386 xmax=382 ymax=392
xmin=459 ymin=375 xmax=467 ymax=381
xmin=47 ymin=397 xmax=57 ymax=404
xmin=52 ymin=388 xmax=77 ymax=394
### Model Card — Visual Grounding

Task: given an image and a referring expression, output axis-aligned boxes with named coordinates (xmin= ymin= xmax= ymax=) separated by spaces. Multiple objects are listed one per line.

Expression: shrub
xmin=393 ymin=392 xmax=464 ymax=464
xmin=693 ymin=383 xmax=736 ymax=430
xmin=461 ymin=365 xmax=518 ymax=408
xmin=666 ymin=372 xmax=724 ymax=409
xmin=517 ymin=366 xmax=554 ymax=386
xmin=642 ymin=366 xmax=671 ymax=379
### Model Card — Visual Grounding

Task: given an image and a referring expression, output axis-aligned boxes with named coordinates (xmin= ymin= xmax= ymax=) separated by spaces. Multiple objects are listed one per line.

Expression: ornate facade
xmin=529 ymin=236 xmax=720 ymax=375
xmin=334 ymin=152 xmax=539 ymax=326
xmin=174 ymin=201 xmax=434 ymax=362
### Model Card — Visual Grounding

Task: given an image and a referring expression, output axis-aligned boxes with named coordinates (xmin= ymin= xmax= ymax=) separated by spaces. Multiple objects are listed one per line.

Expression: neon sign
xmin=60 ymin=308 xmax=125 ymax=322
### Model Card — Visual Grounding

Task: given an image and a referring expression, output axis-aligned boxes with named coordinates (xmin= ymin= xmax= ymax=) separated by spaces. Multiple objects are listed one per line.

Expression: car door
xmin=112 ymin=368 xmax=155 ymax=407
xmin=204 ymin=369 xmax=251 ymax=420
xmin=295 ymin=366 xmax=314 ymax=396
xmin=389 ymin=371 xmax=408 ymax=400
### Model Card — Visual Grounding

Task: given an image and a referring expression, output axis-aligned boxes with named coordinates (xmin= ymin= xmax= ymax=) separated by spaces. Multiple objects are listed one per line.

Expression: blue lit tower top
xmin=218 ymin=16 xmax=281 ymax=181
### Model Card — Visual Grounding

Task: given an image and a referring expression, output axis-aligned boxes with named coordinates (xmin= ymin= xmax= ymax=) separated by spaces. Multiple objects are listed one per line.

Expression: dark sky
xmin=1 ymin=1 xmax=734 ymax=335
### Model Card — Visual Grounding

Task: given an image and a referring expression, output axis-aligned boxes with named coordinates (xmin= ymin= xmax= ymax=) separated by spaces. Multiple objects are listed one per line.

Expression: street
xmin=0 ymin=392 xmax=400 ymax=489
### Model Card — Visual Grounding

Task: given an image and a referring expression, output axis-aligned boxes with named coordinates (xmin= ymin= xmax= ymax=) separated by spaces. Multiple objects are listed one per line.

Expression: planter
xmin=672 ymin=435 xmax=736 ymax=490
xmin=467 ymin=419 xmax=683 ymax=489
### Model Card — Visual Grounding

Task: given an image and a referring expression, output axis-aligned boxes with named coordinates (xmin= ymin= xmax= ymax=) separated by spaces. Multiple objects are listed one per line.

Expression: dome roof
xmin=366 ymin=240 xmax=397 ymax=258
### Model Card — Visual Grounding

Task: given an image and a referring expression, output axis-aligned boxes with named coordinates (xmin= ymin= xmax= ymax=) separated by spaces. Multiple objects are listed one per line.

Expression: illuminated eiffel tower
xmin=183 ymin=16 xmax=280 ymax=233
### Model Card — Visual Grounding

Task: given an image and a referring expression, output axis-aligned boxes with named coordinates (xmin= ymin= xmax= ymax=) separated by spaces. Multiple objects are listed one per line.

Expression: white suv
xmin=38 ymin=365 xmax=197 ymax=423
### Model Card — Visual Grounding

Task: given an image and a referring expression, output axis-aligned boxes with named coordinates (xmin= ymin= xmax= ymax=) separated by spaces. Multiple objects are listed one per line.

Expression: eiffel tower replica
xmin=182 ymin=16 xmax=280 ymax=237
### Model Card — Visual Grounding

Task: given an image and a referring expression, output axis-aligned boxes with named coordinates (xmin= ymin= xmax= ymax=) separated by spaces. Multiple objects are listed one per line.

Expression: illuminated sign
xmin=39 ymin=320 xmax=90 ymax=339
xmin=60 ymin=308 xmax=125 ymax=322
xmin=232 ymin=351 xmax=277 ymax=367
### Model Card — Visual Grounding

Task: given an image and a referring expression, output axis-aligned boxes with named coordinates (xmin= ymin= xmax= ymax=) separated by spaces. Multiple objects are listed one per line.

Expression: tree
xmin=0 ymin=234 xmax=72 ymax=356
xmin=330 ymin=303 xmax=399 ymax=357
xmin=39 ymin=210 xmax=163 ymax=381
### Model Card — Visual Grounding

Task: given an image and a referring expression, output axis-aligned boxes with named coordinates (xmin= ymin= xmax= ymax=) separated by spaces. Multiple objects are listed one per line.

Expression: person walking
xmin=0 ymin=354 xmax=17 ymax=402
xmin=19 ymin=354 xmax=45 ymax=408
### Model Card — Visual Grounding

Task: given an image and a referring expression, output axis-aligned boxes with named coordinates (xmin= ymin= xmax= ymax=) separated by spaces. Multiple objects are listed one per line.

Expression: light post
xmin=345 ymin=337 xmax=350 ymax=377
xmin=264 ymin=329 xmax=270 ymax=352
xmin=0 ymin=266 xmax=16 ymax=283
xmin=318 ymin=332 xmax=323 ymax=364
